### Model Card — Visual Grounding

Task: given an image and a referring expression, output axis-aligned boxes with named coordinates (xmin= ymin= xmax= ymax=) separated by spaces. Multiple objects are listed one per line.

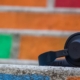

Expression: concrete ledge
xmin=0 ymin=64 xmax=80 ymax=80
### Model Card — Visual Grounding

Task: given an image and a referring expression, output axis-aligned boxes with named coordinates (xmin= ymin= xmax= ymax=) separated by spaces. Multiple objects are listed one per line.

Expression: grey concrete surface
xmin=0 ymin=63 xmax=79 ymax=80
xmin=0 ymin=59 xmax=38 ymax=65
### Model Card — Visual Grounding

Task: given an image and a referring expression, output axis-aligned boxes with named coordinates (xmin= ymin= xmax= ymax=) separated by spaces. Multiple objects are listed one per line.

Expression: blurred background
xmin=0 ymin=0 xmax=79 ymax=61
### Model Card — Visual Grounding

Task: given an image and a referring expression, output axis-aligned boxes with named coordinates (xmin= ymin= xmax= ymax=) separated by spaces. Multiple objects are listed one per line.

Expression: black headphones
xmin=38 ymin=32 xmax=80 ymax=67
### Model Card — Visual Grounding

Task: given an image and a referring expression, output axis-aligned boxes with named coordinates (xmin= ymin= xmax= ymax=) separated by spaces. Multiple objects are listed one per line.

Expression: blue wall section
xmin=0 ymin=73 xmax=50 ymax=80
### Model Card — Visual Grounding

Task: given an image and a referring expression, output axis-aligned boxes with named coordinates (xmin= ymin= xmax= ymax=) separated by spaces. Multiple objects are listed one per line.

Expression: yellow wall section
xmin=0 ymin=12 xmax=80 ymax=31
xmin=18 ymin=36 xmax=67 ymax=60
xmin=0 ymin=0 xmax=46 ymax=7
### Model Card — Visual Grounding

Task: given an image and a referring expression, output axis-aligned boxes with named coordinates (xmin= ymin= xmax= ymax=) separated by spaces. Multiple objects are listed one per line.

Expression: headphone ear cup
xmin=64 ymin=32 xmax=80 ymax=66
xmin=64 ymin=32 xmax=80 ymax=49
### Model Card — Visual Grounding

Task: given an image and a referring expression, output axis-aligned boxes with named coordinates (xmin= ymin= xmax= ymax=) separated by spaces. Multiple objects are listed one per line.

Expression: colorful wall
xmin=0 ymin=0 xmax=80 ymax=60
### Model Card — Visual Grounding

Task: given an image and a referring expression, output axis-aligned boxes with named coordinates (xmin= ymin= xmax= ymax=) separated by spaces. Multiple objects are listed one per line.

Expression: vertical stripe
xmin=47 ymin=0 xmax=54 ymax=9
xmin=10 ymin=34 xmax=20 ymax=59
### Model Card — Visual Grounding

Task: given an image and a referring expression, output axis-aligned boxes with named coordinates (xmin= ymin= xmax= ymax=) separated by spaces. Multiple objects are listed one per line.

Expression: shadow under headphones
xmin=38 ymin=32 xmax=80 ymax=67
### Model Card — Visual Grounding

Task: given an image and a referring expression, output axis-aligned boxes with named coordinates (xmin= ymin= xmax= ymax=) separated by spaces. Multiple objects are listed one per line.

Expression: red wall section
xmin=55 ymin=0 xmax=80 ymax=8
